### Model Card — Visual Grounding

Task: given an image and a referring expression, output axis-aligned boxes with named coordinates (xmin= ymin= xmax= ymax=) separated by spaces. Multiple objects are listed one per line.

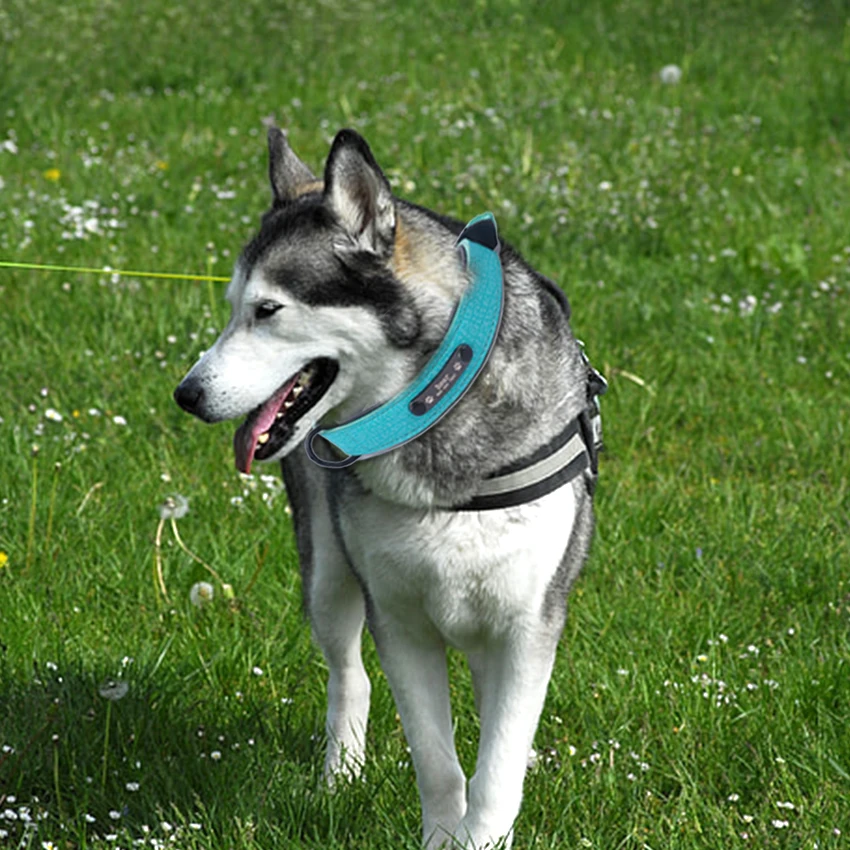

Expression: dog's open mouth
xmin=233 ymin=357 xmax=339 ymax=474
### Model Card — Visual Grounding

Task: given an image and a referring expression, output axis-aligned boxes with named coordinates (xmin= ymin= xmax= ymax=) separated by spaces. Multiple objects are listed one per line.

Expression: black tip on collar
xmin=458 ymin=216 xmax=499 ymax=251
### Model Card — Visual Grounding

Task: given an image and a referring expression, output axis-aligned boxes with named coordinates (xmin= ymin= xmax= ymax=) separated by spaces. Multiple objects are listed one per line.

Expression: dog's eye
xmin=254 ymin=301 xmax=283 ymax=320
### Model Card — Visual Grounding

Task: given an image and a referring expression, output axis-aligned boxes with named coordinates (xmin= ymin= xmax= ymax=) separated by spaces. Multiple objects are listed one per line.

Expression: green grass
xmin=1 ymin=0 xmax=849 ymax=847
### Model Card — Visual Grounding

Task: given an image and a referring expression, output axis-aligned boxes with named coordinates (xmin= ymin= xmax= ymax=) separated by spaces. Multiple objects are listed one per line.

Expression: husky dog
xmin=174 ymin=128 xmax=602 ymax=849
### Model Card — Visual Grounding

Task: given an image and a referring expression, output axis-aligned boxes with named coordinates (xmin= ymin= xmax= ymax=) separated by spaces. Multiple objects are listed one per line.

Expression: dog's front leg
xmin=460 ymin=634 xmax=560 ymax=849
xmin=308 ymin=534 xmax=371 ymax=783
xmin=371 ymin=613 xmax=467 ymax=848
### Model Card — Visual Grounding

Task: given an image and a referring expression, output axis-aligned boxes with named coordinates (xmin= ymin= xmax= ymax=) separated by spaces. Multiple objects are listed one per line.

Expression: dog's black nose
xmin=174 ymin=380 xmax=204 ymax=414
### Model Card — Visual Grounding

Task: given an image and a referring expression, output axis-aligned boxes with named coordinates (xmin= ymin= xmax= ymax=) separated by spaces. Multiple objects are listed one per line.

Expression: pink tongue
xmin=233 ymin=374 xmax=300 ymax=474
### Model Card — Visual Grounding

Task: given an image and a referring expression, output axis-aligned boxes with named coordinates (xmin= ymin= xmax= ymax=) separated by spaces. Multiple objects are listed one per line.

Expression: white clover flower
xmin=98 ymin=679 xmax=129 ymax=701
xmin=660 ymin=64 xmax=683 ymax=85
xmin=159 ymin=494 xmax=189 ymax=520
xmin=45 ymin=408 xmax=63 ymax=422
xmin=190 ymin=581 xmax=214 ymax=607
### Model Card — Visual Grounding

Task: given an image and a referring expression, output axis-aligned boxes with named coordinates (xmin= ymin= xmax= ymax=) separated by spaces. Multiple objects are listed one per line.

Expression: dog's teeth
xmin=257 ymin=433 xmax=270 ymax=445
xmin=275 ymin=411 xmax=285 ymax=420
xmin=292 ymin=385 xmax=304 ymax=398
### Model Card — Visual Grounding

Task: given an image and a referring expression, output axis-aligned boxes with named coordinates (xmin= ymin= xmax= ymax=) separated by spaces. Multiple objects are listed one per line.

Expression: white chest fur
xmin=337 ymin=483 xmax=576 ymax=650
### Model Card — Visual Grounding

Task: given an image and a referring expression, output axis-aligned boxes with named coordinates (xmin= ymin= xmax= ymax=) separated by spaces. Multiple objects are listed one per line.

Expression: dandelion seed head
xmin=190 ymin=581 xmax=214 ymax=607
xmin=159 ymin=493 xmax=189 ymax=520
xmin=98 ymin=679 xmax=129 ymax=701
xmin=659 ymin=64 xmax=683 ymax=85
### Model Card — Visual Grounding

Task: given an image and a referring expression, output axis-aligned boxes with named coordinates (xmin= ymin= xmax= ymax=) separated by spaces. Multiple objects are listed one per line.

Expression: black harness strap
xmin=452 ymin=361 xmax=606 ymax=511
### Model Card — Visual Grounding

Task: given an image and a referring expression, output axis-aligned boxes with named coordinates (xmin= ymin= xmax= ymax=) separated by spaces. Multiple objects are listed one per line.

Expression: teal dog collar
xmin=305 ymin=212 xmax=504 ymax=468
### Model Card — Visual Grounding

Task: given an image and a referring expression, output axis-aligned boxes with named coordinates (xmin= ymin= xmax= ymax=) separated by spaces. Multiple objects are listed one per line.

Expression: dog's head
xmin=174 ymin=129 xmax=428 ymax=473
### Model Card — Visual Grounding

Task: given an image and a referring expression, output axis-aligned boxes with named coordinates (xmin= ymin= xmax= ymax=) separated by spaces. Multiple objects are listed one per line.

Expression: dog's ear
xmin=268 ymin=127 xmax=317 ymax=204
xmin=324 ymin=129 xmax=395 ymax=256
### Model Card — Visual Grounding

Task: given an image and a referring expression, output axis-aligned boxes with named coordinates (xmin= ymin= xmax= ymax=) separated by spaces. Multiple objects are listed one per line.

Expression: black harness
xmin=452 ymin=356 xmax=606 ymax=511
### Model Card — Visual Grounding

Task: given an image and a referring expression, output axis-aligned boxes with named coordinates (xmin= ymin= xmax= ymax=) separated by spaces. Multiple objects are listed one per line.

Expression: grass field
xmin=1 ymin=0 xmax=849 ymax=847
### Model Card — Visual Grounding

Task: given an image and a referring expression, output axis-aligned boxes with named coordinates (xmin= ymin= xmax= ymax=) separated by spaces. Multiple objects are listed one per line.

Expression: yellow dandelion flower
xmin=0 ymin=552 xmax=8 ymax=569
xmin=155 ymin=160 xmax=169 ymax=170
xmin=43 ymin=168 xmax=61 ymax=181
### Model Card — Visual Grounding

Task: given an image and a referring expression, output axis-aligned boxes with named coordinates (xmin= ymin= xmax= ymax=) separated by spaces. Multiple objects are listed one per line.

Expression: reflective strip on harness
xmin=453 ymin=404 xmax=600 ymax=512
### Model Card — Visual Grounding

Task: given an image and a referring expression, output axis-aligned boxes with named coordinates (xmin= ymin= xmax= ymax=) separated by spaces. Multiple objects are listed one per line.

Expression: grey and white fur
xmin=175 ymin=128 xmax=597 ymax=849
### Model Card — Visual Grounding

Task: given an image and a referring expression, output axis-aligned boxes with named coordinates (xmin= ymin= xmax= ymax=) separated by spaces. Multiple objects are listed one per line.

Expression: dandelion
xmin=159 ymin=494 xmax=189 ymax=520
xmin=43 ymin=168 xmax=61 ymax=181
xmin=155 ymin=494 xmax=226 ymax=605
xmin=190 ymin=581 xmax=214 ymax=607
xmin=659 ymin=64 xmax=683 ymax=85
xmin=99 ymin=679 xmax=129 ymax=701
xmin=0 ymin=552 xmax=8 ymax=569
